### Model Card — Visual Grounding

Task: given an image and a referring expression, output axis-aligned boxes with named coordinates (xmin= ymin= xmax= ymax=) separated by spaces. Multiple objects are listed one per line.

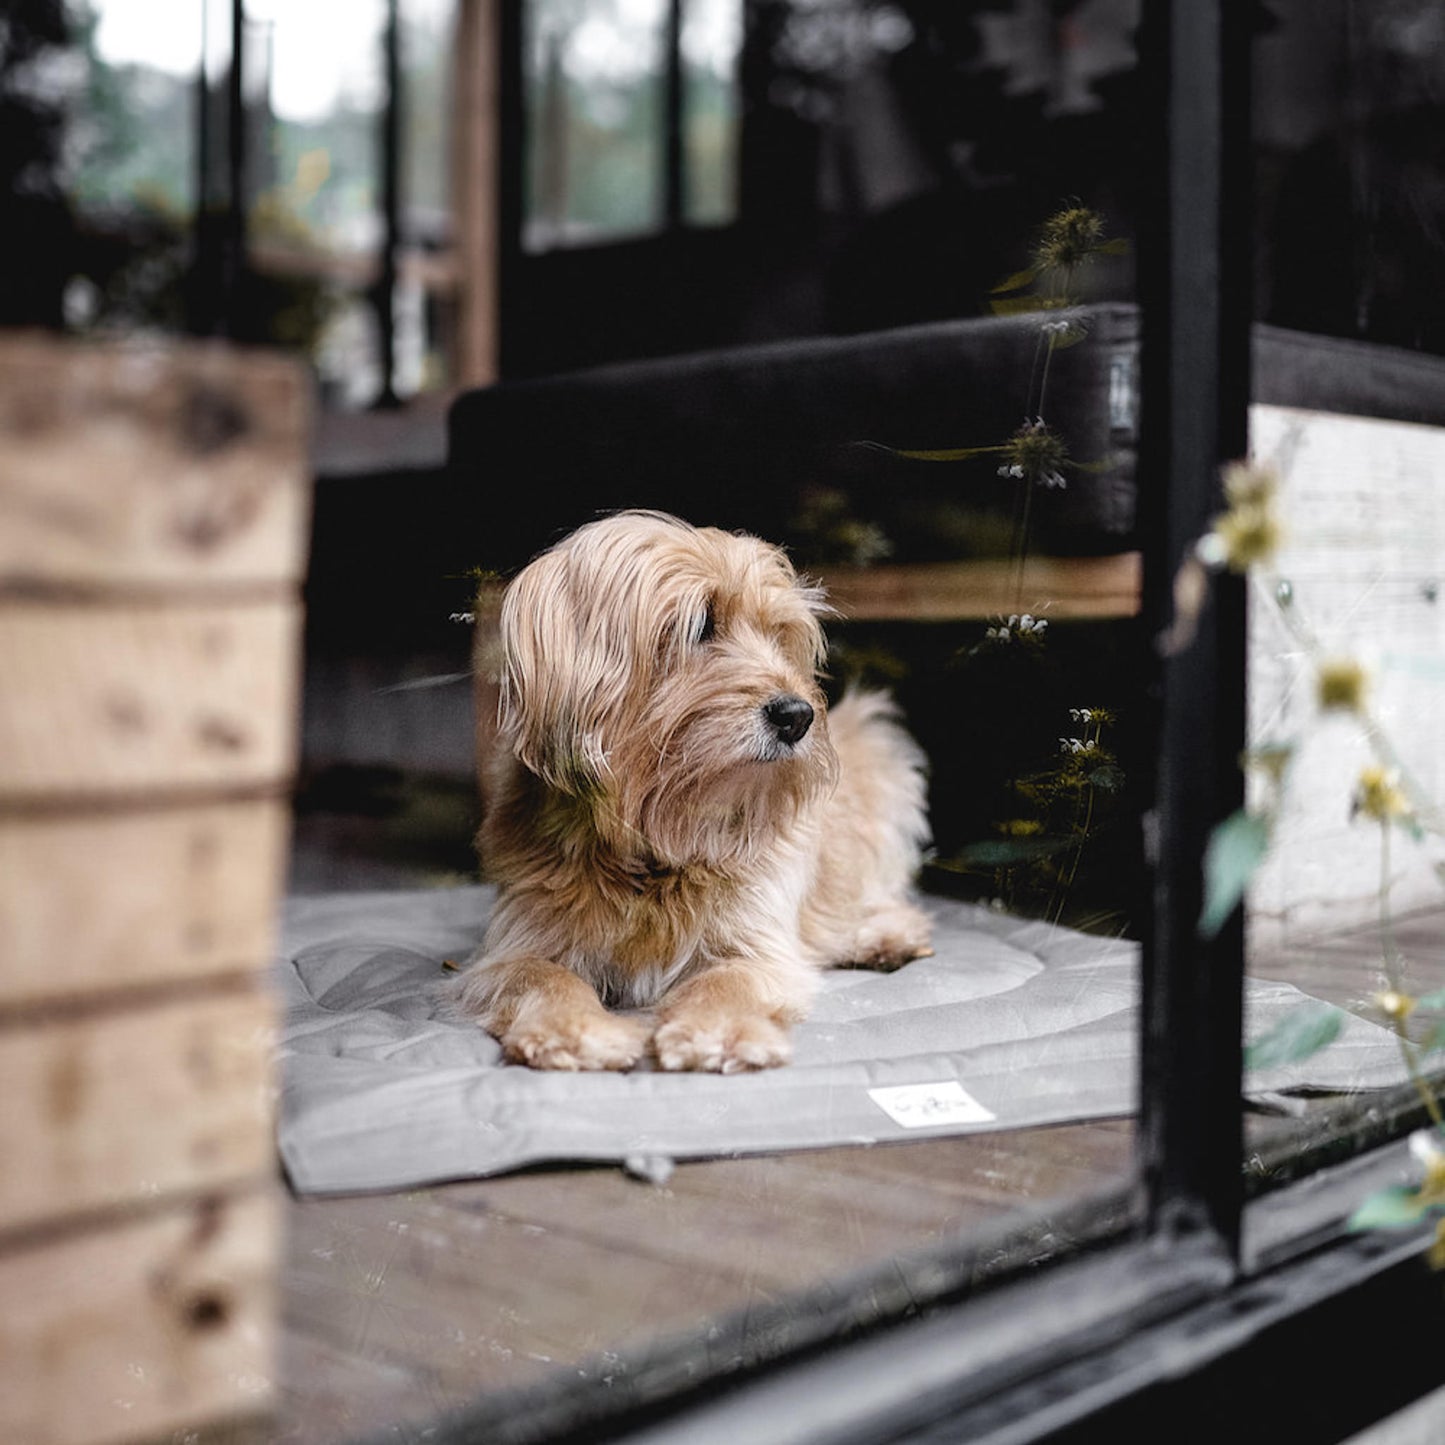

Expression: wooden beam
xmin=820 ymin=552 xmax=1143 ymax=622
xmin=0 ymin=985 xmax=276 ymax=1232
xmin=452 ymin=0 xmax=500 ymax=388
xmin=0 ymin=1188 xmax=279 ymax=1445
xmin=0 ymin=800 xmax=289 ymax=1008
xmin=0 ymin=601 xmax=301 ymax=802
xmin=0 ymin=334 xmax=311 ymax=592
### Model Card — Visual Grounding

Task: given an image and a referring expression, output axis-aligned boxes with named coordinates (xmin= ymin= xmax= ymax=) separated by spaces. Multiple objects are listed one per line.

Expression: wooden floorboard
xmin=266 ymin=804 xmax=1444 ymax=1445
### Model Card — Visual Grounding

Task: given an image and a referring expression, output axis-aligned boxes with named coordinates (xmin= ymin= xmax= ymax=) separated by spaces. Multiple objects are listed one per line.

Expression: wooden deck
xmin=267 ymin=798 xmax=1445 ymax=1445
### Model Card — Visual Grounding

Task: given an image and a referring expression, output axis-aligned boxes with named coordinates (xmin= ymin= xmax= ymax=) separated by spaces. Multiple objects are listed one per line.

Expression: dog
xmin=452 ymin=510 xmax=933 ymax=1072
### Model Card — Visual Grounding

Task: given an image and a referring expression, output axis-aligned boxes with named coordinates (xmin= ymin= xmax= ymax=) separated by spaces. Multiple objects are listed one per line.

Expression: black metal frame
xmin=1134 ymin=0 xmax=1252 ymax=1257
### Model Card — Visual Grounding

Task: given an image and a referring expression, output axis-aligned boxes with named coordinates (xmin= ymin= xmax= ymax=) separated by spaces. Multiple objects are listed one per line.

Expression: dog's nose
xmin=762 ymin=694 xmax=814 ymax=745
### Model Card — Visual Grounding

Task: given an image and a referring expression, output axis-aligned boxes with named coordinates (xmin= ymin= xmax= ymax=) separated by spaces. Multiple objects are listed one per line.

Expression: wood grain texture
xmin=0 ymin=600 xmax=301 ymax=802
xmin=0 ymin=800 xmax=289 ymax=1008
xmin=268 ymin=1123 xmax=1137 ymax=1443
xmin=0 ymin=1187 xmax=278 ymax=1445
xmin=0 ymin=333 xmax=311 ymax=591
xmin=821 ymin=552 xmax=1142 ymax=621
xmin=1247 ymin=404 xmax=1445 ymax=956
xmin=0 ymin=986 xmax=276 ymax=1232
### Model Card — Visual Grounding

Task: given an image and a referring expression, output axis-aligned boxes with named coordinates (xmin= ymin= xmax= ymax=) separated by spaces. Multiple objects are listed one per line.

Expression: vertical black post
xmin=663 ymin=0 xmax=685 ymax=230
xmin=376 ymin=0 xmax=403 ymax=406
xmin=1136 ymin=1 xmax=1253 ymax=1254
xmin=193 ymin=0 xmax=214 ymax=333
xmin=219 ymin=0 xmax=246 ymax=337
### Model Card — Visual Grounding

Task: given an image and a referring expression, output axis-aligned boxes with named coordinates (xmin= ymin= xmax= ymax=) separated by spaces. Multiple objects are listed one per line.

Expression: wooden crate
xmin=0 ymin=333 xmax=312 ymax=1445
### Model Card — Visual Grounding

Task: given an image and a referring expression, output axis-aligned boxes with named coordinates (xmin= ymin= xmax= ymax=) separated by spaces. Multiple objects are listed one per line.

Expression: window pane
xmin=1241 ymin=0 xmax=1445 ymax=1198
xmin=247 ymin=0 xmax=387 ymax=405
xmin=286 ymin=3 xmax=1154 ymax=1439
xmin=682 ymin=0 xmax=740 ymax=225
xmin=524 ymin=0 xmax=668 ymax=249
xmin=399 ymin=0 xmax=457 ymax=395
xmin=58 ymin=0 xmax=203 ymax=332
xmin=73 ymin=0 xmax=200 ymax=219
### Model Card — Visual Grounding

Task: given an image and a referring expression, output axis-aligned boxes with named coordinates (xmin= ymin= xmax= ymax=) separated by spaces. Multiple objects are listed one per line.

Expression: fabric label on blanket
xmin=868 ymin=1080 xmax=996 ymax=1128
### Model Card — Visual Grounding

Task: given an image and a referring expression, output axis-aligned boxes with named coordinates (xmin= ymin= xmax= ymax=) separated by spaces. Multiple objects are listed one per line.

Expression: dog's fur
xmin=452 ymin=510 xmax=933 ymax=1072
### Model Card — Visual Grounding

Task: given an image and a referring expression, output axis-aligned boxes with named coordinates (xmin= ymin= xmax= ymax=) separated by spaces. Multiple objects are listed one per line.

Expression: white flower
xmin=985 ymin=614 xmax=1048 ymax=645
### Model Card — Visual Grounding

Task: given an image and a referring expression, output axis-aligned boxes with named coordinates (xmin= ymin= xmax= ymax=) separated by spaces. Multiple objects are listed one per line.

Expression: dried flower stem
xmin=1253 ymin=568 xmax=1444 ymax=837
xmin=1378 ymin=820 xmax=1445 ymax=1131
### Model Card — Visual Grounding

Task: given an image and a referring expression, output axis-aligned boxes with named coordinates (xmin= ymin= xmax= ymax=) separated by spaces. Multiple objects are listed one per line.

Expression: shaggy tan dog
xmin=452 ymin=510 xmax=933 ymax=1072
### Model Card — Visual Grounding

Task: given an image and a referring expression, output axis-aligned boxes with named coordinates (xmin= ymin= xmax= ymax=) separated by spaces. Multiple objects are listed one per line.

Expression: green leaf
xmin=990 ymin=267 xmax=1039 ymax=295
xmin=1097 ymin=236 xmax=1131 ymax=256
xmin=1414 ymin=988 xmax=1445 ymax=1011
xmin=895 ymin=444 xmax=1005 ymax=462
xmin=1046 ymin=323 xmax=1091 ymax=351
xmin=1199 ymin=808 xmax=1271 ymax=938
xmin=1086 ymin=764 xmax=1126 ymax=793
xmin=953 ymin=836 xmax=1076 ymax=867
xmin=990 ymin=295 xmax=1050 ymax=317
xmin=1347 ymin=1184 xmax=1435 ymax=1232
xmin=1245 ymin=1000 xmax=1345 ymax=1070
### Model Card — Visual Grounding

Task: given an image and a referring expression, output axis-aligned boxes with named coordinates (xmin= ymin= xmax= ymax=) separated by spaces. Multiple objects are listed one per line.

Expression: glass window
xmin=245 ymin=0 xmax=388 ymax=406
xmin=62 ymin=0 xmax=204 ymax=333
xmin=1239 ymin=0 xmax=1445 ymax=1199
xmin=42 ymin=0 xmax=466 ymax=407
xmin=523 ymin=0 xmax=669 ymax=248
xmin=682 ymin=0 xmax=741 ymax=224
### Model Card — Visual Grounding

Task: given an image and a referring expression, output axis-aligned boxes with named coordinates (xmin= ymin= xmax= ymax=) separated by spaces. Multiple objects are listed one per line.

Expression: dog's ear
xmin=496 ymin=544 xmax=628 ymax=792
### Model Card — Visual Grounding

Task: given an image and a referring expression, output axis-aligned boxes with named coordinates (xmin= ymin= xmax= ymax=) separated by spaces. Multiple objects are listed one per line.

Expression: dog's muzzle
xmin=762 ymin=693 xmax=814 ymax=746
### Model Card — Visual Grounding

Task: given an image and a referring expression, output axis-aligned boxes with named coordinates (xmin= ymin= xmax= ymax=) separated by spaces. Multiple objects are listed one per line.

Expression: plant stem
xmin=1013 ymin=479 xmax=1035 ymax=610
xmin=1378 ymin=819 xmax=1445 ymax=1131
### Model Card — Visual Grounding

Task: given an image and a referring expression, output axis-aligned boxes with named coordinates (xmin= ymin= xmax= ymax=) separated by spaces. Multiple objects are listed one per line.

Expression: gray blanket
xmin=276 ymin=886 xmax=1406 ymax=1195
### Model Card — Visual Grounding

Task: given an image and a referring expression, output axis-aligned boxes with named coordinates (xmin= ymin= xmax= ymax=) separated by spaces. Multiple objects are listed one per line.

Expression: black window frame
xmin=396 ymin=5 xmax=1445 ymax=1441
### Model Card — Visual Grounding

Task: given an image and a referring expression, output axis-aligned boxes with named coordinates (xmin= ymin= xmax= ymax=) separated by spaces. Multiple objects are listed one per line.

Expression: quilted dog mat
xmin=275 ymin=886 xmax=1407 ymax=1195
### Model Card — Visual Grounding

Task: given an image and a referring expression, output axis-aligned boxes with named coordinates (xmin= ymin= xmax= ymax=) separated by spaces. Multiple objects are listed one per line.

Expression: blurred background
xmin=8 ymin=1 xmax=1440 ymax=400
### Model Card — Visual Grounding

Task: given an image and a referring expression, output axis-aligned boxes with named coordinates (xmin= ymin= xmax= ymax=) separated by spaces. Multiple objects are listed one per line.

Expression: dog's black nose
xmin=763 ymin=694 xmax=814 ymax=745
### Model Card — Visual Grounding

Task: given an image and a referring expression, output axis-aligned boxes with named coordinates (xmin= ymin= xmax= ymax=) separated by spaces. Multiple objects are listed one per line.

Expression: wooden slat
xmin=281 ymin=1189 xmax=778 ymax=1411
xmin=0 ymin=600 xmax=301 ymax=802
xmin=0 ymin=1187 xmax=278 ymax=1445
xmin=0 ymin=986 xmax=275 ymax=1232
xmin=440 ymin=1152 xmax=998 ymax=1291
xmin=0 ymin=799 xmax=289 ymax=1008
xmin=452 ymin=0 xmax=501 ymax=388
xmin=0 ymin=333 xmax=311 ymax=591
xmin=821 ymin=552 xmax=1142 ymax=622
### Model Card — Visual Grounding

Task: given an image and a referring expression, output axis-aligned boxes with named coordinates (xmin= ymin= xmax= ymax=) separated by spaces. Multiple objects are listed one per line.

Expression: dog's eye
xmin=694 ymin=602 xmax=717 ymax=646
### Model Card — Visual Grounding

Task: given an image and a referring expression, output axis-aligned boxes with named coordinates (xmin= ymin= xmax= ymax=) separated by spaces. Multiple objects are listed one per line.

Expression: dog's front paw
xmin=652 ymin=1013 xmax=792 ymax=1073
xmin=848 ymin=902 xmax=935 ymax=972
xmin=502 ymin=1010 xmax=650 ymax=1072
